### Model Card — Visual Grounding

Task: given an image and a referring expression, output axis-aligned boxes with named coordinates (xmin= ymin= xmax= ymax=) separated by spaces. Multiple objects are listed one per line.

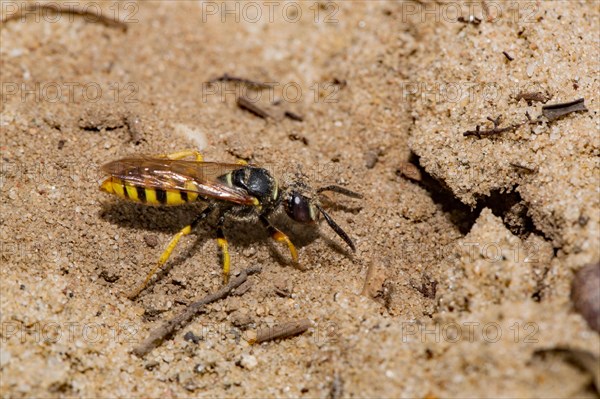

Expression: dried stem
xmin=132 ymin=265 xmax=262 ymax=357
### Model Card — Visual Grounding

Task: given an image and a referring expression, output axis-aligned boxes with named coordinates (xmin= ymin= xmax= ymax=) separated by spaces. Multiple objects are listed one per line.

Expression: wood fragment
xmin=288 ymin=133 xmax=309 ymax=145
xmin=209 ymin=73 xmax=273 ymax=90
xmin=463 ymin=115 xmax=524 ymax=138
xmin=502 ymin=51 xmax=514 ymax=61
xmin=131 ymin=266 xmax=262 ymax=357
xmin=1 ymin=2 xmax=128 ymax=30
xmin=542 ymin=98 xmax=587 ymax=121
xmin=361 ymin=262 xmax=388 ymax=298
xmin=231 ymin=280 xmax=253 ymax=296
xmin=331 ymin=78 xmax=347 ymax=89
xmin=250 ymin=318 xmax=311 ymax=344
xmin=515 ymin=91 xmax=551 ymax=104
xmin=284 ymin=110 xmax=304 ymax=122
xmin=412 ymin=275 xmax=437 ymax=299
xmin=236 ymin=97 xmax=271 ymax=119
xmin=510 ymin=162 xmax=537 ymax=173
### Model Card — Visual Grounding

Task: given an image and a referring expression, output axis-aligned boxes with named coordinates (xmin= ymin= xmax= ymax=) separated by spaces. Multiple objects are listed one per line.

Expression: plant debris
xmin=288 ymin=133 xmax=309 ymax=145
xmin=502 ymin=51 xmax=514 ymax=61
xmin=331 ymin=78 xmax=347 ymax=89
xmin=249 ymin=318 xmax=311 ymax=344
xmin=463 ymin=115 xmax=523 ymax=138
xmin=132 ymin=266 xmax=262 ymax=357
xmin=236 ymin=97 xmax=271 ymax=119
xmin=542 ymin=98 xmax=588 ymax=121
xmin=284 ymin=110 xmax=304 ymax=122
xmin=208 ymin=73 xmax=274 ymax=90
xmin=510 ymin=162 xmax=537 ymax=173
xmin=515 ymin=91 xmax=552 ymax=104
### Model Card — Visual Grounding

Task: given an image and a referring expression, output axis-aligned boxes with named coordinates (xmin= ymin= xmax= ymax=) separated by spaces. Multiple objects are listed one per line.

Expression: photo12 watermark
xmin=201 ymin=80 xmax=341 ymax=104
xmin=401 ymin=320 xmax=539 ymax=344
xmin=1 ymin=1 xmax=139 ymax=25
xmin=398 ymin=239 xmax=546 ymax=265
xmin=198 ymin=1 xmax=339 ymax=24
xmin=1 ymin=320 xmax=339 ymax=346
xmin=397 ymin=1 xmax=541 ymax=24
xmin=1 ymin=82 xmax=139 ymax=104
xmin=1 ymin=321 xmax=140 ymax=344
xmin=398 ymin=81 xmax=551 ymax=106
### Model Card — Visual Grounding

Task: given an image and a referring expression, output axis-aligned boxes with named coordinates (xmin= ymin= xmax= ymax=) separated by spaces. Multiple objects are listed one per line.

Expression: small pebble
xmin=396 ymin=162 xmax=422 ymax=182
xmin=0 ymin=349 xmax=11 ymax=368
xmin=526 ymin=62 xmax=536 ymax=77
xmin=194 ymin=363 xmax=206 ymax=374
xmin=364 ymin=150 xmax=379 ymax=169
xmin=144 ymin=235 xmax=159 ymax=248
xmin=273 ymin=277 xmax=292 ymax=297
xmin=571 ymin=263 xmax=600 ymax=332
xmin=231 ymin=311 xmax=253 ymax=328
xmin=183 ymin=331 xmax=202 ymax=344
xmin=239 ymin=354 xmax=258 ymax=370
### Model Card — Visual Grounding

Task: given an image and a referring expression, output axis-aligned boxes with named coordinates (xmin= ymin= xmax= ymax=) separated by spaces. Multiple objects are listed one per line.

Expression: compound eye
xmin=287 ymin=192 xmax=316 ymax=224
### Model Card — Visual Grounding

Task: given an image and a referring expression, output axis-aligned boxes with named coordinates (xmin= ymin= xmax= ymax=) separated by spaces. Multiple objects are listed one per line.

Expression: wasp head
xmin=282 ymin=179 xmax=362 ymax=252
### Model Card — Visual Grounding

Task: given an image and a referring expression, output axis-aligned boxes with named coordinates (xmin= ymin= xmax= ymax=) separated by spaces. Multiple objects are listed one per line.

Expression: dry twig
xmin=236 ymin=97 xmax=271 ymax=119
xmin=132 ymin=266 xmax=262 ymax=357
xmin=208 ymin=73 xmax=274 ymax=90
xmin=250 ymin=318 xmax=311 ymax=344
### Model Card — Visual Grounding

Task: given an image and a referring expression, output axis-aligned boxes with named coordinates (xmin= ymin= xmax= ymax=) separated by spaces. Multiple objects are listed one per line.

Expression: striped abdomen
xmin=100 ymin=177 xmax=199 ymax=206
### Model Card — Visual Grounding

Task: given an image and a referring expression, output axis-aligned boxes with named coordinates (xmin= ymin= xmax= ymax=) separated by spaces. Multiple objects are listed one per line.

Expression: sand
xmin=1 ymin=1 xmax=599 ymax=397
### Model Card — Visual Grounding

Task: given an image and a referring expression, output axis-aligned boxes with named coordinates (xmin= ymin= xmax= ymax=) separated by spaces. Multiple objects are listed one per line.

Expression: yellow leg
xmin=217 ymin=237 xmax=230 ymax=284
xmin=236 ymin=159 xmax=248 ymax=165
xmin=127 ymin=207 xmax=213 ymax=299
xmin=216 ymin=214 xmax=231 ymax=284
xmin=272 ymin=231 xmax=298 ymax=262
xmin=259 ymin=215 xmax=298 ymax=262
xmin=158 ymin=149 xmax=203 ymax=161
xmin=127 ymin=225 xmax=192 ymax=299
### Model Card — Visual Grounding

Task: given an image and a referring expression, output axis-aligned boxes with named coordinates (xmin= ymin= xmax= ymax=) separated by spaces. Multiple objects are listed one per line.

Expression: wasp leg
xmin=259 ymin=215 xmax=298 ymax=263
xmin=158 ymin=149 xmax=203 ymax=161
xmin=236 ymin=159 xmax=248 ymax=165
xmin=127 ymin=206 xmax=214 ymax=299
xmin=216 ymin=212 xmax=231 ymax=284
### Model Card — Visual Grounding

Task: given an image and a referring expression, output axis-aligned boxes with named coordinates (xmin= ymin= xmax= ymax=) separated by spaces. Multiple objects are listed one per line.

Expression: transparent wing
xmin=101 ymin=157 xmax=256 ymax=205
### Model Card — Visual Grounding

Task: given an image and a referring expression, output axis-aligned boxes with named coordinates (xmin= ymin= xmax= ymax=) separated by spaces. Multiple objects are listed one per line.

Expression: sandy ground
xmin=1 ymin=0 xmax=599 ymax=397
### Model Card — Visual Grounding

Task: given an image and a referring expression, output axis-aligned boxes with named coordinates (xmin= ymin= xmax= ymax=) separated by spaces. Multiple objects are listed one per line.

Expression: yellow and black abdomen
xmin=100 ymin=177 xmax=199 ymax=206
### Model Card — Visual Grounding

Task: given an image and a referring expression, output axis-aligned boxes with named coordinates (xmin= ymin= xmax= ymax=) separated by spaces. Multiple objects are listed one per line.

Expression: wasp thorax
xmin=231 ymin=167 xmax=278 ymax=204
xmin=285 ymin=191 xmax=318 ymax=224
